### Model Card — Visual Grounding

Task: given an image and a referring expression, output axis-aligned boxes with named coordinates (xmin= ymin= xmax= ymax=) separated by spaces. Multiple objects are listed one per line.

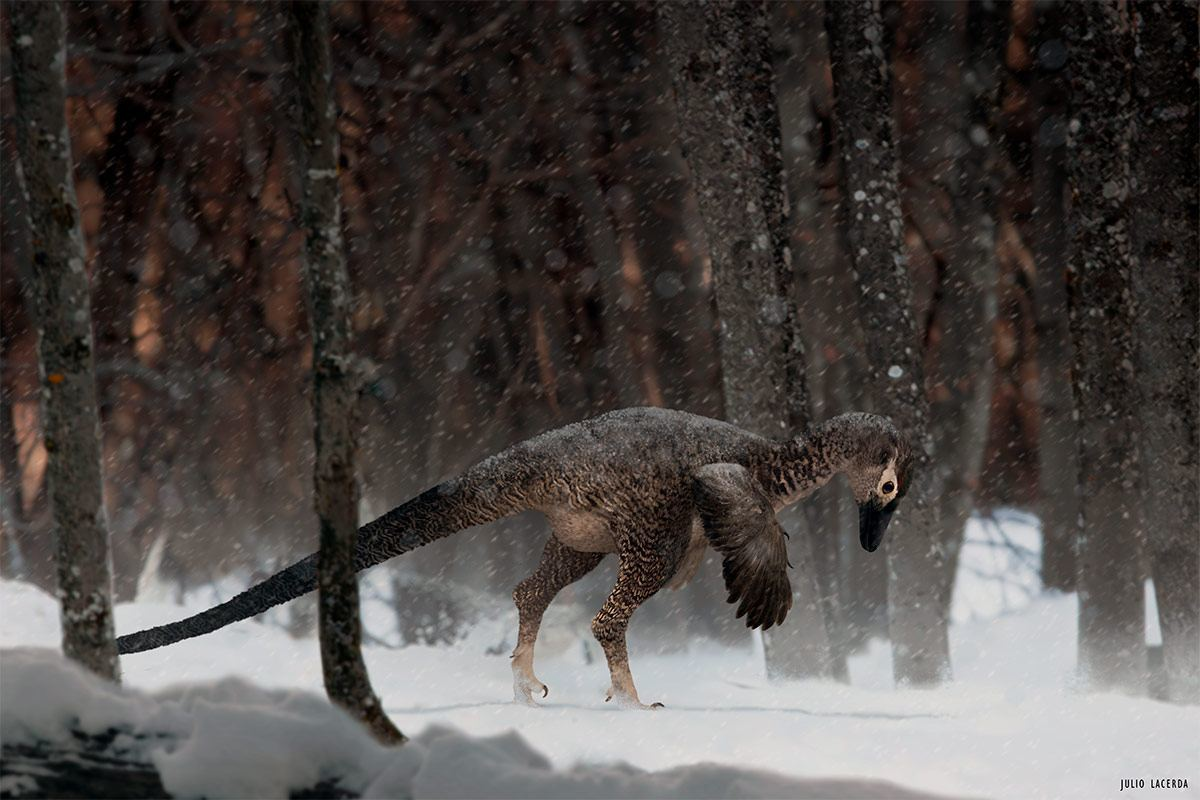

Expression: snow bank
xmin=0 ymin=647 xmax=401 ymax=798
xmin=0 ymin=648 xmax=946 ymax=799
xmin=405 ymin=724 xmax=943 ymax=799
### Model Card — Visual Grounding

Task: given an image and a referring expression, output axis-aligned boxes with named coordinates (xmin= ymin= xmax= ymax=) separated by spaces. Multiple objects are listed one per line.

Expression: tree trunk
xmin=284 ymin=0 xmax=404 ymax=743
xmin=774 ymin=0 xmax=854 ymax=680
xmin=548 ymin=14 xmax=644 ymax=411
xmin=1064 ymin=1 xmax=1145 ymax=695
xmin=826 ymin=0 xmax=948 ymax=686
xmin=9 ymin=0 xmax=121 ymax=683
xmin=927 ymin=0 xmax=1006 ymax=623
xmin=1030 ymin=3 xmax=1079 ymax=593
xmin=90 ymin=3 xmax=183 ymax=603
xmin=660 ymin=0 xmax=834 ymax=680
xmin=1130 ymin=0 xmax=1199 ymax=705
xmin=0 ymin=113 xmax=55 ymax=593
xmin=772 ymin=5 xmax=884 ymax=656
xmin=595 ymin=5 xmax=738 ymax=645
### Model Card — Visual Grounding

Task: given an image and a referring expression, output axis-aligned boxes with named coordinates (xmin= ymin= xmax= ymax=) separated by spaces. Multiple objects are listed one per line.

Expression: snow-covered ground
xmin=1 ymin=649 xmax=942 ymax=800
xmin=2 ymin=512 xmax=1196 ymax=799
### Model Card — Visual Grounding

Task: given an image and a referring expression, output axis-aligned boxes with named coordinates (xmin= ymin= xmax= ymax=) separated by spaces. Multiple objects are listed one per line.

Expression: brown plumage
xmin=117 ymin=407 xmax=912 ymax=709
xmin=692 ymin=463 xmax=792 ymax=630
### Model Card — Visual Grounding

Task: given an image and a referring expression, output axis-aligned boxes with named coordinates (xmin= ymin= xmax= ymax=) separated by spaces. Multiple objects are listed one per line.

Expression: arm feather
xmin=691 ymin=463 xmax=793 ymax=630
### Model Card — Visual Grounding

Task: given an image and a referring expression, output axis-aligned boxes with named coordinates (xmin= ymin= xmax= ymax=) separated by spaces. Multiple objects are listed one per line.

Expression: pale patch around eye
xmin=877 ymin=460 xmax=898 ymax=498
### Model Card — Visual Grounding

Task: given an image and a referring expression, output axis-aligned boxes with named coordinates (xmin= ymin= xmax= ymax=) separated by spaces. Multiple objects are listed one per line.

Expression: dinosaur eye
xmin=882 ymin=481 xmax=895 ymax=494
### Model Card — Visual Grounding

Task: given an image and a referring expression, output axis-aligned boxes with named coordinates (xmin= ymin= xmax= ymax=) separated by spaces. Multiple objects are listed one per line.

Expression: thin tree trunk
xmin=775 ymin=0 xmax=852 ymax=681
xmin=90 ymin=3 xmax=182 ymax=602
xmin=1065 ymin=1 xmax=1145 ymax=695
xmin=815 ymin=4 xmax=884 ymax=653
xmin=1030 ymin=3 xmax=1079 ymax=594
xmin=1130 ymin=0 xmax=1199 ymax=705
xmin=826 ymin=0 xmax=948 ymax=686
xmin=284 ymin=0 xmax=404 ymax=743
xmin=660 ymin=0 xmax=834 ymax=680
xmin=550 ymin=15 xmax=643 ymax=410
xmin=10 ymin=0 xmax=120 ymax=682
xmin=928 ymin=0 xmax=1006 ymax=620
xmin=801 ymin=69 xmax=885 ymax=657
xmin=558 ymin=12 xmax=666 ymax=410
xmin=605 ymin=5 xmax=736 ymax=645
xmin=0 ymin=230 xmax=55 ymax=592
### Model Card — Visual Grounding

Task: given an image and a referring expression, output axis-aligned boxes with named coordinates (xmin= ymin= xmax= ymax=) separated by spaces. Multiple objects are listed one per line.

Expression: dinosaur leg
xmin=592 ymin=546 xmax=679 ymax=709
xmin=511 ymin=536 xmax=604 ymax=705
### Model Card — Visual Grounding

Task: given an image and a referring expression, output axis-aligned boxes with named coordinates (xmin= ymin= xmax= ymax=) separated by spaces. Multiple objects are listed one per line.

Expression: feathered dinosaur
xmin=117 ymin=407 xmax=912 ymax=708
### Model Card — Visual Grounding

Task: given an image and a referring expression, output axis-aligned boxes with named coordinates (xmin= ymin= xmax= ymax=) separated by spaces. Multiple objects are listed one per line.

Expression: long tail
xmin=116 ymin=465 xmax=533 ymax=655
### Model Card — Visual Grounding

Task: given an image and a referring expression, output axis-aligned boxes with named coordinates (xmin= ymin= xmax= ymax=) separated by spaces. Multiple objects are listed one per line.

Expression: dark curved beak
xmin=859 ymin=499 xmax=898 ymax=552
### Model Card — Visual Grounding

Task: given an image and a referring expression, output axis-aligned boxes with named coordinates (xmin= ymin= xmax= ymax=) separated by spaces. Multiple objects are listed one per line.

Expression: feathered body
xmin=118 ymin=407 xmax=912 ymax=708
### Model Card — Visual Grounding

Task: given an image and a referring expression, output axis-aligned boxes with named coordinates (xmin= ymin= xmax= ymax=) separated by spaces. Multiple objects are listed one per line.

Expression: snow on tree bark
xmin=825 ymin=0 xmax=948 ymax=686
xmin=9 ymin=0 xmax=121 ymax=682
xmin=1064 ymin=1 xmax=1145 ymax=695
xmin=284 ymin=0 xmax=404 ymax=743
xmin=1030 ymin=4 xmax=1080 ymax=594
xmin=1130 ymin=0 xmax=1199 ymax=705
xmin=659 ymin=0 xmax=834 ymax=680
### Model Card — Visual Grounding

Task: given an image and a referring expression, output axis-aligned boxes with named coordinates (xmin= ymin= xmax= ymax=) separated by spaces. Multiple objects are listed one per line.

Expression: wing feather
xmin=691 ymin=463 xmax=793 ymax=630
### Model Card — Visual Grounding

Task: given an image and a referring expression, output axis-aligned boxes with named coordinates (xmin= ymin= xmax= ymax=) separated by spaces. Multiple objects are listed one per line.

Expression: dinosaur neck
xmin=760 ymin=416 xmax=855 ymax=509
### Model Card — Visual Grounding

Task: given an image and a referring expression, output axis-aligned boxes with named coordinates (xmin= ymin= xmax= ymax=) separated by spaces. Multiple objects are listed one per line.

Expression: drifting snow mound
xmin=0 ymin=648 xmax=403 ymax=798
xmin=0 ymin=648 xmax=953 ymax=799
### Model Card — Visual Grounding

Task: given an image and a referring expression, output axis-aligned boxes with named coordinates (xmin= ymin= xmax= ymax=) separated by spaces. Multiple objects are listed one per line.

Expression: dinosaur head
xmin=843 ymin=415 xmax=914 ymax=553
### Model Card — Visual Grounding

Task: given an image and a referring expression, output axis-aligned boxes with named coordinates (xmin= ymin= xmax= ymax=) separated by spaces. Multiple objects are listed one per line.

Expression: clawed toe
xmin=515 ymin=686 xmax=547 ymax=706
xmin=605 ymin=689 xmax=664 ymax=710
xmin=513 ymin=675 xmax=549 ymax=706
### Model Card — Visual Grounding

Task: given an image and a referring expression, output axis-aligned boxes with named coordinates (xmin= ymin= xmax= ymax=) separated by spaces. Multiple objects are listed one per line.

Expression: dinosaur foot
xmin=513 ymin=674 xmax=549 ymax=706
xmin=604 ymin=690 xmax=664 ymax=710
